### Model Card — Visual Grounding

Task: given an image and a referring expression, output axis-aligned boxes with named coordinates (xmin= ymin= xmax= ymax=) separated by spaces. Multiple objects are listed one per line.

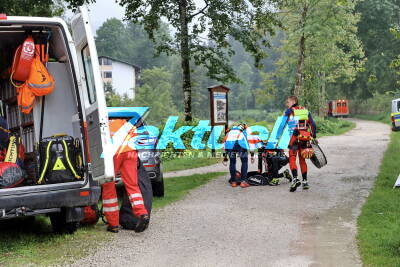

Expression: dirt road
xmin=70 ymin=119 xmax=390 ymax=267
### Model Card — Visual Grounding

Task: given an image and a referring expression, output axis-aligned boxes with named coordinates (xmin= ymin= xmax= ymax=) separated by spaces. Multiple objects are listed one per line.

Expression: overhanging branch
xmin=189 ymin=0 xmax=209 ymax=19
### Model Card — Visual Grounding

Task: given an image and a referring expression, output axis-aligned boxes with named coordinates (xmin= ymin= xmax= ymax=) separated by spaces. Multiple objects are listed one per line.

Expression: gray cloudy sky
xmin=85 ymin=0 xmax=205 ymax=34
xmin=86 ymin=0 xmax=125 ymax=33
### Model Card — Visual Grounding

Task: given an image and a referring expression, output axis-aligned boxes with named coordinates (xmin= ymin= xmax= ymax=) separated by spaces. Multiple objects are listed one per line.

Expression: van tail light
xmin=80 ymin=191 xmax=90 ymax=197
xmin=0 ymin=14 xmax=7 ymax=20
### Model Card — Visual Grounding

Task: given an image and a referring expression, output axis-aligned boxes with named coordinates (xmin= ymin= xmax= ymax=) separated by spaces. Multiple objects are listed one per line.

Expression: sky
xmin=86 ymin=0 xmax=125 ymax=34
xmin=83 ymin=0 xmax=206 ymax=35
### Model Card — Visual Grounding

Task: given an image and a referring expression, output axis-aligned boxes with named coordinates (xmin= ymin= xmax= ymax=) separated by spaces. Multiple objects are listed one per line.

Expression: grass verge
xmin=356 ymin=115 xmax=400 ymax=266
xmin=0 ymin=217 xmax=110 ymax=266
xmin=353 ymin=113 xmax=391 ymax=125
xmin=315 ymin=117 xmax=356 ymax=137
xmin=163 ymin=156 xmax=219 ymax=173
xmin=0 ymin=172 xmax=225 ymax=267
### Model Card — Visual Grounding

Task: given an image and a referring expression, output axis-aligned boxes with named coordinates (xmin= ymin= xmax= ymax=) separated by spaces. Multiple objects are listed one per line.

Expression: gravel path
xmin=70 ymin=119 xmax=390 ymax=267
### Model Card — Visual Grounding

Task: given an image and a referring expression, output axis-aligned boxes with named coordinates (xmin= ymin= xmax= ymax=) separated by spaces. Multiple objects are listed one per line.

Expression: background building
xmin=98 ymin=56 xmax=141 ymax=99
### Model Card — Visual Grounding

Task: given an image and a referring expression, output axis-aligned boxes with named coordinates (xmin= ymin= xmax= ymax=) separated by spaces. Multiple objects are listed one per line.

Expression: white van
xmin=392 ymin=98 xmax=400 ymax=131
xmin=0 ymin=7 xmax=114 ymax=233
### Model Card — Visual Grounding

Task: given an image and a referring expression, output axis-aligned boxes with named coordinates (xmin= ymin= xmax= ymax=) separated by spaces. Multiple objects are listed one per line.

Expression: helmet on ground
xmin=301 ymin=147 xmax=314 ymax=159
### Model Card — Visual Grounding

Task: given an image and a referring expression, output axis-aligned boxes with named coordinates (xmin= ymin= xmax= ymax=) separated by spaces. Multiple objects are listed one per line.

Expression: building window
xmin=103 ymin=71 xmax=112 ymax=78
xmin=99 ymin=57 xmax=112 ymax=65
xmin=104 ymin=58 xmax=112 ymax=65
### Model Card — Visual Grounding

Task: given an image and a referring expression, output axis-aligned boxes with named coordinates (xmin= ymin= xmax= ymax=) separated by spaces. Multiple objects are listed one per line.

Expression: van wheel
xmin=50 ymin=211 xmax=78 ymax=234
xmin=152 ymin=178 xmax=164 ymax=197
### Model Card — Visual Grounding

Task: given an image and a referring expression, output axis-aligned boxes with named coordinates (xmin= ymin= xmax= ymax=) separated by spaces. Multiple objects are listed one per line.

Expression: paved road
xmin=70 ymin=119 xmax=390 ymax=267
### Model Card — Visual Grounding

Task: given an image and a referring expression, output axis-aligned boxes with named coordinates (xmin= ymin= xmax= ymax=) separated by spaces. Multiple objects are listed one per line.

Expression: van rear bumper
xmin=0 ymin=186 xmax=101 ymax=212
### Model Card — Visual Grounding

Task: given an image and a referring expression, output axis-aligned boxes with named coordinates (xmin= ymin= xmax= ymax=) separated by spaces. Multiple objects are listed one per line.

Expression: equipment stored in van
xmin=37 ymin=135 xmax=83 ymax=184
xmin=0 ymin=7 xmax=114 ymax=234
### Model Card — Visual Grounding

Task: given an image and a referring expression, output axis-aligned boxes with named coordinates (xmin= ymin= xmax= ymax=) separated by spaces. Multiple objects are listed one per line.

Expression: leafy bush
xmin=314 ymin=117 xmax=355 ymax=136
xmin=351 ymin=92 xmax=398 ymax=115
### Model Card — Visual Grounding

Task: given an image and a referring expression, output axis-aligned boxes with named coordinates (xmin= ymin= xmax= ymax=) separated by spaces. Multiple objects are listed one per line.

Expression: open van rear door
xmin=71 ymin=6 xmax=114 ymax=183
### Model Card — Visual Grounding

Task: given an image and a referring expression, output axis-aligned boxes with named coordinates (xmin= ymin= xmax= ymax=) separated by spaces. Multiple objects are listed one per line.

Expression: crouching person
xmin=223 ymin=123 xmax=256 ymax=188
xmin=102 ymin=118 xmax=150 ymax=233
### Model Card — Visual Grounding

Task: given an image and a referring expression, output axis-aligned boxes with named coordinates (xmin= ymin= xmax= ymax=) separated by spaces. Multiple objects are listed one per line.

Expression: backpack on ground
xmin=247 ymin=171 xmax=270 ymax=186
xmin=118 ymin=159 xmax=153 ymax=230
xmin=36 ymin=134 xmax=83 ymax=184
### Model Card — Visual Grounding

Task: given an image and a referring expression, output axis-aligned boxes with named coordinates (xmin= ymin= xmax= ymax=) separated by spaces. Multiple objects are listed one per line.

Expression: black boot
xmin=134 ymin=214 xmax=150 ymax=233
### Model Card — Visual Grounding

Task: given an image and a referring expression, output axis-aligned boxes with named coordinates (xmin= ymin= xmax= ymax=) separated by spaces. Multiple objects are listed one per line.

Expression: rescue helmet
xmin=301 ymin=147 xmax=314 ymax=159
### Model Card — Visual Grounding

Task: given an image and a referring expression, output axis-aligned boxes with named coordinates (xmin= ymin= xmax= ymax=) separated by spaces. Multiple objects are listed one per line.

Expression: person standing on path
xmin=279 ymin=96 xmax=317 ymax=192
xmin=102 ymin=119 xmax=150 ymax=233
xmin=223 ymin=123 xmax=259 ymax=188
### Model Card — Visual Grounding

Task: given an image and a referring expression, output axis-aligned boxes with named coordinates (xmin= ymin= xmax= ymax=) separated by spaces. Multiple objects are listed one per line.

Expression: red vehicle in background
xmin=328 ymin=100 xmax=349 ymax=117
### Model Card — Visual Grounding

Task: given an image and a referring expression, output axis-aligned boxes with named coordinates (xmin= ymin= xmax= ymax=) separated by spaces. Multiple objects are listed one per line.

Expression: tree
xmin=65 ymin=0 xmax=283 ymax=121
xmin=96 ymin=19 xmax=171 ymax=69
xmin=0 ymin=0 xmax=64 ymax=17
xmin=271 ymin=0 xmax=364 ymax=113
xmin=351 ymin=0 xmax=400 ymax=99
xmin=96 ymin=19 xmax=130 ymax=60
xmin=127 ymin=68 xmax=178 ymax=126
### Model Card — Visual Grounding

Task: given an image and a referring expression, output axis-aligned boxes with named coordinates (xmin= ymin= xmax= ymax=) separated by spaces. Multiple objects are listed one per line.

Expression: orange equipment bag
xmin=27 ymin=54 xmax=54 ymax=96
xmin=17 ymin=83 xmax=36 ymax=114
xmin=11 ymin=36 xmax=35 ymax=82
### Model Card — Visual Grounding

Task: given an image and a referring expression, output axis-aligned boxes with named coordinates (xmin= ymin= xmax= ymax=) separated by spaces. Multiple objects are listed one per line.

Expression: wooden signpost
xmin=208 ymin=85 xmax=230 ymax=156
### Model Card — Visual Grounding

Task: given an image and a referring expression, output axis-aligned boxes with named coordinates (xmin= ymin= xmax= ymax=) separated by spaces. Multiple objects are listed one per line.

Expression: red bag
xmin=0 ymin=162 xmax=25 ymax=188
xmin=11 ymin=36 xmax=35 ymax=82
xmin=81 ymin=205 xmax=100 ymax=225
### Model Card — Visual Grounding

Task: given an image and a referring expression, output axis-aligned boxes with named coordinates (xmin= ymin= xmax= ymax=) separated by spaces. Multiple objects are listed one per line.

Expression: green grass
xmin=356 ymin=114 xmax=400 ymax=266
xmin=163 ymin=155 xmax=219 ymax=172
xmin=0 ymin=172 xmax=225 ymax=267
xmin=0 ymin=217 xmax=110 ymax=266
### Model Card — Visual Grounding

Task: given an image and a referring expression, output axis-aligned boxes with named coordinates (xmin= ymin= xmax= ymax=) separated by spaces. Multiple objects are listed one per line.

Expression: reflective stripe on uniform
xmin=102 ymin=198 xmax=118 ymax=204
xmin=28 ymin=82 xmax=53 ymax=89
xmin=103 ymin=206 xmax=119 ymax=212
xmin=132 ymin=200 xmax=144 ymax=206
xmin=129 ymin=193 xmax=142 ymax=199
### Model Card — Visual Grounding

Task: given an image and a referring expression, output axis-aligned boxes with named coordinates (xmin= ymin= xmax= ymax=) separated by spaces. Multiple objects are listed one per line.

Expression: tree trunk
xmin=179 ymin=0 xmax=192 ymax=121
xmin=293 ymin=6 xmax=308 ymax=97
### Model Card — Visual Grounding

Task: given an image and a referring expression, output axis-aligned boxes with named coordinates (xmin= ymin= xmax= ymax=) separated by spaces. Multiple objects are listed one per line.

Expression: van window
xmin=81 ymin=45 xmax=97 ymax=104
xmin=397 ymin=101 xmax=400 ymax=112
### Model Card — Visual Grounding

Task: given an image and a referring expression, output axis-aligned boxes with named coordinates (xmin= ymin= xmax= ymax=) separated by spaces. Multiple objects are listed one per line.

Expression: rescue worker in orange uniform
xmin=102 ymin=119 xmax=149 ymax=233
xmin=282 ymin=96 xmax=316 ymax=192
